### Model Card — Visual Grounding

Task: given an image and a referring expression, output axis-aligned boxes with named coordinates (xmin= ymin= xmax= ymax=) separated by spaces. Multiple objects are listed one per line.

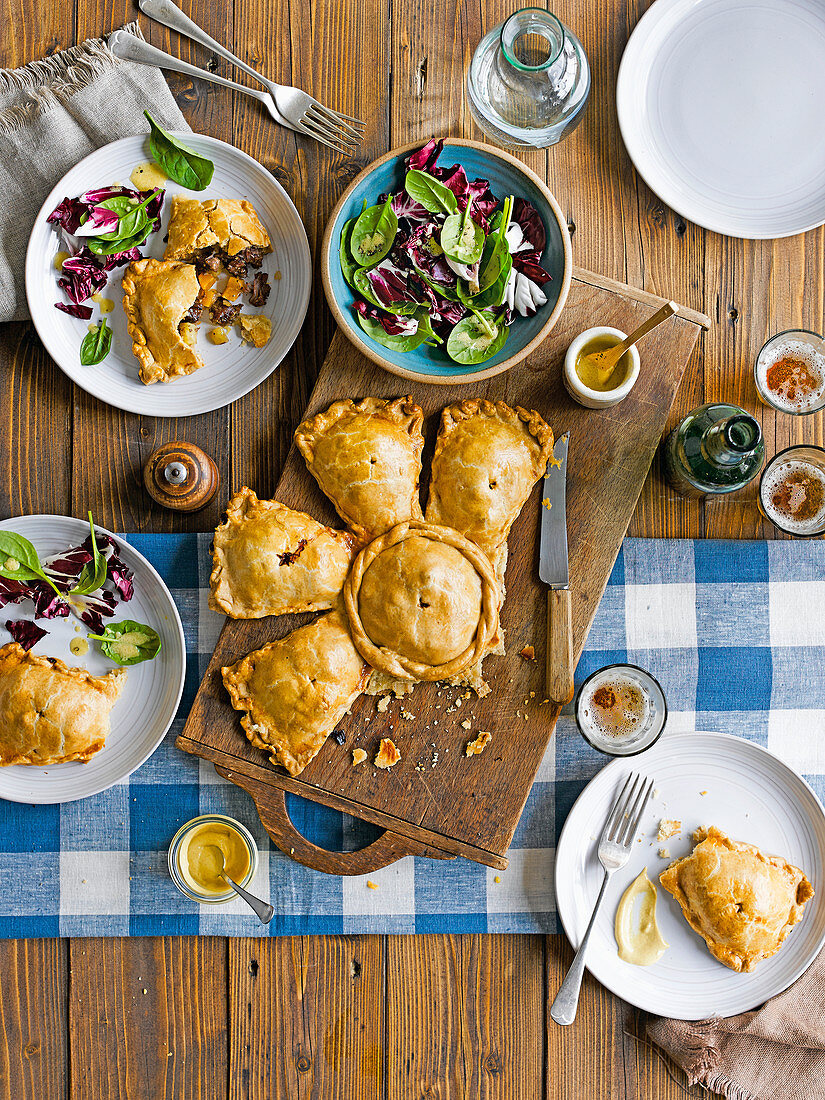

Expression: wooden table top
xmin=1 ymin=2 xmax=822 ymax=1097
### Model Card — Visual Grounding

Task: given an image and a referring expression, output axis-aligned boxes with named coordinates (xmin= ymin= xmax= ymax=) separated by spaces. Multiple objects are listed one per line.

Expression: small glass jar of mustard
xmin=168 ymin=814 xmax=258 ymax=904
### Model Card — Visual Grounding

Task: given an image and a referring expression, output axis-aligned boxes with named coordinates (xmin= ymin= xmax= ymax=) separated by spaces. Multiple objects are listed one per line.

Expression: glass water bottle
xmin=466 ymin=8 xmax=591 ymax=150
xmin=663 ymin=404 xmax=765 ymax=498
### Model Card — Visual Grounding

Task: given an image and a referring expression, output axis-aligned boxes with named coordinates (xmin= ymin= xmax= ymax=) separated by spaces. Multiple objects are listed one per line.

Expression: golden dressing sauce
xmin=69 ymin=636 xmax=89 ymax=657
xmin=91 ymin=293 xmax=114 ymax=314
xmin=575 ymin=334 xmax=632 ymax=392
xmin=178 ymin=823 xmax=250 ymax=895
xmin=615 ymin=869 xmax=669 ymax=966
xmin=130 ymin=161 xmax=169 ymax=192
xmin=54 ymin=251 xmax=70 ymax=272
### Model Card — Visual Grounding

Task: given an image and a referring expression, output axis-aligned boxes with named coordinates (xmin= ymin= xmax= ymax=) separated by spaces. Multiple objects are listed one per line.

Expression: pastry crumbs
xmin=366 ymin=881 xmax=379 ymax=890
xmin=465 ymin=731 xmax=492 ymax=757
xmin=374 ymin=738 xmax=401 ymax=769
xmin=352 ymin=748 xmax=367 ymax=766
xmin=520 ymin=645 xmax=536 ymax=661
xmin=657 ymin=819 xmax=681 ymax=841
xmin=377 ymin=696 xmax=390 ymax=712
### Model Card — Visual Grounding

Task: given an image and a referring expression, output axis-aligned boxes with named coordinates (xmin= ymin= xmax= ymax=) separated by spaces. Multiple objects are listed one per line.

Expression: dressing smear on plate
xmin=615 ymin=868 xmax=669 ymax=966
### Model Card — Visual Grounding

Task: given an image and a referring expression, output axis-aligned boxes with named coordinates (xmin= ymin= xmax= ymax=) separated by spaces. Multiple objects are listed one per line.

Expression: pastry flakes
xmin=0 ymin=644 xmax=126 ymax=766
xmin=344 ymin=520 xmax=501 ymax=683
xmin=660 ymin=825 xmax=814 ymax=972
xmin=122 ymin=258 xmax=203 ymax=385
xmin=425 ymin=399 xmax=555 ymax=575
xmin=210 ymin=487 xmax=357 ymax=619
xmin=294 ymin=396 xmax=424 ymax=543
xmin=164 ymin=196 xmax=272 ymax=261
xmin=222 ymin=609 xmax=370 ymax=776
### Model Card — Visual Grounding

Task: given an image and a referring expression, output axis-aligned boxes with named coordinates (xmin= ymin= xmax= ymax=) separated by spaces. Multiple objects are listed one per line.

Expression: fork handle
xmin=139 ymin=0 xmax=278 ymax=94
xmin=108 ymin=31 xmax=292 ymax=129
xmin=550 ymin=869 xmax=611 ymax=1026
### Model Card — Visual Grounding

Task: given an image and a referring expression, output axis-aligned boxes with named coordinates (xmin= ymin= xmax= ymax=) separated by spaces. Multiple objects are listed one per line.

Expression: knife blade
xmin=539 ymin=432 xmax=569 ymax=588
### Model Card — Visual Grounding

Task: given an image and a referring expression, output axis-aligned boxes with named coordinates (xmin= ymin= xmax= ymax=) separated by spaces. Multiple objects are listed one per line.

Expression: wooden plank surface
xmin=2 ymin=0 xmax=822 ymax=1096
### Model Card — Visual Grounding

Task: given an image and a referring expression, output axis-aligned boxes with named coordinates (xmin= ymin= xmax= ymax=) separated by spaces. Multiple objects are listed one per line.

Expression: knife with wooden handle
xmin=539 ymin=433 xmax=574 ymax=705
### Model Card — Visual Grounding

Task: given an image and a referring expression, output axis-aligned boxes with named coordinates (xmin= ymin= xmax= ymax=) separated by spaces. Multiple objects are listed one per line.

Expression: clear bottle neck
xmin=701 ymin=415 xmax=762 ymax=467
xmin=498 ymin=9 xmax=566 ymax=78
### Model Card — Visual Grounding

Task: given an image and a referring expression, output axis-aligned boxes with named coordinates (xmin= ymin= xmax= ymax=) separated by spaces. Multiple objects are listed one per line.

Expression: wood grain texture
xmin=228 ymin=936 xmax=384 ymax=1100
xmin=0 ymin=940 xmax=67 ymax=1100
xmin=68 ymin=938 xmax=228 ymax=1100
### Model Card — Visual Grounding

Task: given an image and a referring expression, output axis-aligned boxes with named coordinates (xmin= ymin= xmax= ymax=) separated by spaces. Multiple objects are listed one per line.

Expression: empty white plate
xmin=0 ymin=515 xmax=185 ymax=804
xmin=617 ymin=0 xmax=825 ymax=238
xmin=26 ymin=133 xmax=311 ymax=415
xmin=555 ymin=731 xmax=825 ymax=1018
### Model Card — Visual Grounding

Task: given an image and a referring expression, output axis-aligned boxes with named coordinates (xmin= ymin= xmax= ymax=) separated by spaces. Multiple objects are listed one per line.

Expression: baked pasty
xmin=660 ymin=826 xmax=815 ymax=972
xmin=0 ymin=644 xmax=126 ymax=766
xmin=164 ymin=196 xmax=271 ymax=261
xmin=344 ymin=520 xmax=501 ymax=682
xmin=122 ymin=258 xmax=203 ymax=385
xmin=222 ymin=609 xmax=370 ymax=775
xmin=210 ymin=487 xmax=357 ymax=619
xmin=425 ymin=400 xmax=555 ymax=577
xmin=295 ymin=396 xmax=425 ymax=543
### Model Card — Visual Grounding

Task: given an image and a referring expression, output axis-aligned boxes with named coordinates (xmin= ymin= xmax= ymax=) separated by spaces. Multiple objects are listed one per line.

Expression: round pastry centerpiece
xmin=343 ymin=521 xmax=501 ymax=682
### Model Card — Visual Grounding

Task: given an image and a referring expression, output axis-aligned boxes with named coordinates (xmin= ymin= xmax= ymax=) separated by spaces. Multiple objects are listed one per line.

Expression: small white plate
xmin=0 ymin=515 xmax=185 ymax=804
xmin=555 ymin=731 xmax=825 ymax=1019
xmin=25 ymin=133 xmax=311 ymax=415
xmin=617 ymin=0 xmax=825 ymax=239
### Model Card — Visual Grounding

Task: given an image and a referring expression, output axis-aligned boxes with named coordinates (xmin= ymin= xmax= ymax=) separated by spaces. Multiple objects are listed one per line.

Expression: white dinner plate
xmin=616 ymin=0 xmax=825 ymax=239
xmin=25 ymin=133 xmax=311 ymax=415
xmin=0 ymin=515 xmax=185 ymax=804
xmin=555 ymin=731 xmax=825 ymax=1019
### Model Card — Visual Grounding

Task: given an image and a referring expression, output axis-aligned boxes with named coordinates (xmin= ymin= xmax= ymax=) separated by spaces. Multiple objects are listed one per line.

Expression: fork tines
xmin=604 ymin=772 xmax=655 ymax=847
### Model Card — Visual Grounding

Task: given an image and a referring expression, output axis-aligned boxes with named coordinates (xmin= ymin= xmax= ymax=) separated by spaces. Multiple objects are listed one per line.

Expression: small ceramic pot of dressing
xmin=563 ymin=326 xmax=640 ymax=409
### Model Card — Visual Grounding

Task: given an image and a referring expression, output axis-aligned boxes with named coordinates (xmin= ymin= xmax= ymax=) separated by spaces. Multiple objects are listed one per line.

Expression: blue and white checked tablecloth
xmin=1 ymin=535 xmax=824 ymax=938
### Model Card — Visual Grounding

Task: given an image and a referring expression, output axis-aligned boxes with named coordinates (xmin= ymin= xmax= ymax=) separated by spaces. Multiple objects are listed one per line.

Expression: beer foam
xmin=762 ymin=460 xmax=825 ymax=534
xmin=580 ymin=674 xmax=652 ymax=742
xmin=756 ymin=339 xmax=825 ymax=412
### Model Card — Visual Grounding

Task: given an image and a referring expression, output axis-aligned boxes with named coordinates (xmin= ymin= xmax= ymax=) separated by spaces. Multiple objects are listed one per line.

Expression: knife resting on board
xmin=539 ymin=433 xmax=574 ymax=704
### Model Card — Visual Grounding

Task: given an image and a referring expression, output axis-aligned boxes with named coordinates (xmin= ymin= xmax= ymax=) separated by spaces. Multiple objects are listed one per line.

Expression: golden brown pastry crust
xmin=294 ymin=396 xmax=424 ymax=543
xmin=0 ymin=644 xmax=126 ymax=766
xmin=425 ymin=399 xmax=555 ymax=570
xmin=164 ymin=196 xmax=272 ymax=260
xmin=210 ymin=487 xmax=357 ymax=619
xmin=343 ymin=520 xmax=501 ymax=682
xmin=660 ymin=826 xmax=815 ymax=972
xmin=222 ymin=609 xmax=370 ymax=776
xmin=122 ymin=258 xmax=203 ymax=385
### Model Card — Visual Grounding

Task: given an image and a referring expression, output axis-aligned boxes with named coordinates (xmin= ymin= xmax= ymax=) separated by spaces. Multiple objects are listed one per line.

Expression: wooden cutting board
xmin=177 ymin=268 xmax=709 ymax=874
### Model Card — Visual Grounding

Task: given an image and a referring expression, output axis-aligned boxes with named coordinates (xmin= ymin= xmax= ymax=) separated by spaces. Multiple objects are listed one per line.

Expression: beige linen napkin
xmin=648 ymin=948 xmax=825 ymax=1100
xmin=0 ymin=21 xmax=189 ymax=323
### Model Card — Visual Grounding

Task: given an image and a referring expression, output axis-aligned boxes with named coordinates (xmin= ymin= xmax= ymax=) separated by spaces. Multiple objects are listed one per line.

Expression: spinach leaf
xmin=88 ymin=189 xmax=160 ymax=255
xmin=86 ymin=228 xmax=147 ymax=257
xmin=356 ymin=308 xmax=439 ymax=353
xmin=86 ymin=619 xmax=162 ymax=666
xmin=440 ymin=206 xmax=484 ymax=265
xmin=144 ymin=110 xmax=214 ymax=190
xmin=0 ymin=532 xmax=63 ymax=595
xmin=350 ymin=196 xmax=398 ymax=267
xmin=446 ymin=309 xmax=508 ymax=364
xmin=352 ymin=269 xmax=420 ymax=315
xmin=79 ymin=319 xmax=112 ymax=366
xmin=461 ymin=196 xmax=513 ymax=307
xmin=404 ymin=169 xmax=458 ymax=215
xmin=339 ymin=218 xmax=361 ymax=290
xmin=71 ymin=513 xmax=108 ymax=595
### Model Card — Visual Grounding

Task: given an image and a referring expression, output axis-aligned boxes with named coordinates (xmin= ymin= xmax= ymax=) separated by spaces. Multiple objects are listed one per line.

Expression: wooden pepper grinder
xmin=143 ymin=442 xmax=220 ymax=513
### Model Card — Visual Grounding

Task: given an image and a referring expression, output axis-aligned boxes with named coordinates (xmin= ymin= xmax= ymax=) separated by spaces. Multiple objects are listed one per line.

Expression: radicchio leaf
xmin=432 ymin=163 xmax=470 ymax=210
xmin=365 ymin=262 xmax=421 ymax=310
xmin=511 ymin=197 xmax=547 ymax=254
xmin=43 ymin=531 xmax=134 ymax=604
xmin=5 ymin=619 xmax=47 ymax=651
xmin=511 ymin=253 xmax=552 ymax=286
xmin=467 ymin=178 xmax=499 ymax=225
xmin=100 ymin=246 xmax=142 ymax=270
xmin=353 ymin=299 xmax=419 ymax=336
xmin=406 ymin=138 xmax=443 ymax=173
xmin=58 ymin=249 xmax=109 ymax=304
xmin=54 ymin=301 xmax=93 ymax=320
xmin=385 ymin=191 xmax=431 ymax=223
xmin=47 ymin=196 xmax=88 ymax=234
xmin=406 ymin=225 xmax=457 ymax=292
xmin=69 ymin=589 xmax=118 ymax=634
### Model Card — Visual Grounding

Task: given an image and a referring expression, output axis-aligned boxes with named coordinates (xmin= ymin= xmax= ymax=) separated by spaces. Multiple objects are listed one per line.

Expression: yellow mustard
xmin=178 ymin=822 xmax=251 ymax=896
xmin=130 ymin=161 xmax=169 ymax=191
xmin=574 ymin=333 xmax=633 ymax=392
xmin=614 ymin=868 xmax=669 ymax=966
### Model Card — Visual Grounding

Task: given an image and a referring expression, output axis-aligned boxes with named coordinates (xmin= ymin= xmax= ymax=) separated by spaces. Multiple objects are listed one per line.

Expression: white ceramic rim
xmin=616 ymin=0 xmax=825 ymax=240
xmin=25 ymin=133 xmax=311 ymax=416
xmin=564 ymin=326 xmax=640 ymax=405
xmin=555 ymin=729 xmax=825 ymax=1018
xmin=0 ymin=514 xmax=186 ymax=803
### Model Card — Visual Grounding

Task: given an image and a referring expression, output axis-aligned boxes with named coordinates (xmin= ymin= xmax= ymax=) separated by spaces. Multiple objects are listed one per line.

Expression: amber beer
xmin=575 ymin=664 xmax=667 ymax=757
xmin=759 ymin=446 xmax=825 ymax=537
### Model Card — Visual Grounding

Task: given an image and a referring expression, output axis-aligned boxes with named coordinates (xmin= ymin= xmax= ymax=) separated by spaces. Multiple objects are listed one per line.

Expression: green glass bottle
xmin=663 ymin=403 xmax=765 ymax=498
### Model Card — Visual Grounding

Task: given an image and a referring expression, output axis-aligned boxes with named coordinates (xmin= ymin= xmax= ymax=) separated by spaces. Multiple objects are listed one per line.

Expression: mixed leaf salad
xmin=339 ymin=138 xmax=554 ymax=364
xmin=0 ymin=515 xmax=161 ymax=666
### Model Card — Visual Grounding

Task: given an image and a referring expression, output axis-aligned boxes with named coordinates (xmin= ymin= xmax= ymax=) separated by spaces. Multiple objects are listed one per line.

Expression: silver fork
xmin=550 ymin=772 xmax=655 ymax=1026
xmin=137 ymin=0 xmax=364 ymax=153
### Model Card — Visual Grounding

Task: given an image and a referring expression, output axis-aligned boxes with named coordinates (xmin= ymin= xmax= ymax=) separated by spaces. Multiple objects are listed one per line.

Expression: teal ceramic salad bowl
xmin=321 ymin=139 xmax=573 ymax=384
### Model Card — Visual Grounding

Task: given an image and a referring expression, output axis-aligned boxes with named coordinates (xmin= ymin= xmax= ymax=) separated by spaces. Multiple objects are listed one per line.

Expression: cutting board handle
xmin=216 ymin=767 xmax=455 ymax=876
